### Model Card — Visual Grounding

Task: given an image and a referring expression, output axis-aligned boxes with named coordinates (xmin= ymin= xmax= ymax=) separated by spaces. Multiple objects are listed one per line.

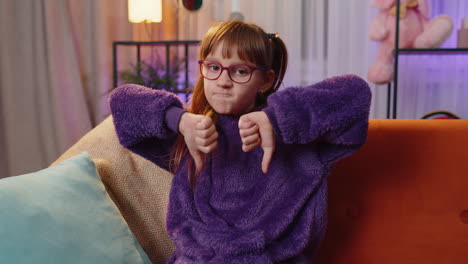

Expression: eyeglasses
xmin=198 ymin=60 xmax=268 ymax=84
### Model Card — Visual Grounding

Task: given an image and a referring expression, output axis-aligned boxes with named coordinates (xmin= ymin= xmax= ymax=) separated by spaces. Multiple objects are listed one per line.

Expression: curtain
xmin=0 ymin=0 xmax=131 ymax=177
xmin=172 ymin=0 xmax=383 ymax=117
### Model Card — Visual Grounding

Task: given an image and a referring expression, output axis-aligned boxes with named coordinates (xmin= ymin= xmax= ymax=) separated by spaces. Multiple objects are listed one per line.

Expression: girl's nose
xmin=216 ymin=70 xmax=233 ymax=87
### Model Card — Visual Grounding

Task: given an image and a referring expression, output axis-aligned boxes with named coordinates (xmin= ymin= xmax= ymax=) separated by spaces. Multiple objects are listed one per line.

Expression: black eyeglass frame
xmin=198 ymin=60 xmax=269 ymax=84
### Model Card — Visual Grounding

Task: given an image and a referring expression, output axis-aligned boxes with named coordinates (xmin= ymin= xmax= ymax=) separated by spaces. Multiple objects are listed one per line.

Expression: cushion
xmin=0 ymin=152 xmax=152 ymax=264
xmin=51 ymin=115 xmax=175 ymax=263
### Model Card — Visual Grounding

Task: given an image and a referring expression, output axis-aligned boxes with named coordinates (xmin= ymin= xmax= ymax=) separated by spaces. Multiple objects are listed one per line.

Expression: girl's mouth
xmin=213 ymin=93 xmax=231 ymax=97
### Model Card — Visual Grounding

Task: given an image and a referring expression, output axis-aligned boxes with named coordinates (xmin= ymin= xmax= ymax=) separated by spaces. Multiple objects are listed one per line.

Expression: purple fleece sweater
xmin=110 ymin=74 xmax=371 ymax=263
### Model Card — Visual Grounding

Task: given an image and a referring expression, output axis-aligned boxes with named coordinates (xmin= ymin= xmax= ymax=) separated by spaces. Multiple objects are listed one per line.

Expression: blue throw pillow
xmin=0 ymin=152 xmax=151 ymax=264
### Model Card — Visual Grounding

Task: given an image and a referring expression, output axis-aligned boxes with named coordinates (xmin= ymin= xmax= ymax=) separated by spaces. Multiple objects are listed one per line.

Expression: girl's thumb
xmin=190 ymin=149 xmax=204 ymax=173
xmin=261 ymin=146 xmax=273 ymax=174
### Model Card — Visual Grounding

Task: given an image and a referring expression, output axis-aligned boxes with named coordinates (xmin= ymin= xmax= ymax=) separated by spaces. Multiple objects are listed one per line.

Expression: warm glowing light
xmin=128 ymin=0 xmax=162 ymax=23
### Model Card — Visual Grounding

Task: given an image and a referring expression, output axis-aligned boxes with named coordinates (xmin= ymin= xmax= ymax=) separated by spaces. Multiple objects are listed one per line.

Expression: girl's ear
xmin=259 ymin=70 xmax=275 ymax=94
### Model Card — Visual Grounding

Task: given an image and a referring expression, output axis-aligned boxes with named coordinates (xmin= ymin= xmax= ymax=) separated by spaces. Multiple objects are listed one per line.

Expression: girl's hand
xmin=239 ymin=111 xmax=275 ymax=174
xmin=179 ymin=113 xmax=218 ymax=173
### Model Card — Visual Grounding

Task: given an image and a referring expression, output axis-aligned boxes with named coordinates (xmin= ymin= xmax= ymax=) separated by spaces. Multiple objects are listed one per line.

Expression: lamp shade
xmin=128 ymin=0 xmax=162 ymax=23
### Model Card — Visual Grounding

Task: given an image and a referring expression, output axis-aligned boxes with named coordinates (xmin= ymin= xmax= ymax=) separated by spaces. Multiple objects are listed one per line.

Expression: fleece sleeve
xmin=262 ymin=74 xmax=371 ymax=163
xmin=109 ymin=84 xmax=185 ymax=170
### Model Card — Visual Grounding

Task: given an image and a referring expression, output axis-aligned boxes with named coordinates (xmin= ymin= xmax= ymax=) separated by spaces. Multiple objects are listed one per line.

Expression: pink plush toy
xmin=368 ymin=0 xmax=453 ymax=84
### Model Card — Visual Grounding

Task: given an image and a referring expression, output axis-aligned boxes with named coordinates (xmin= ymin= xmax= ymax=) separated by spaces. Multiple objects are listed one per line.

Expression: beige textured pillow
xmin=51 ymin=115 xmax=175 ymax=263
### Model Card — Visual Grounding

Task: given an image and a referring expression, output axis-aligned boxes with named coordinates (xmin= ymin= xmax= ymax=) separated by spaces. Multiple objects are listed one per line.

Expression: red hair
xmin=170 ymin=21 xmax=288 ymax=184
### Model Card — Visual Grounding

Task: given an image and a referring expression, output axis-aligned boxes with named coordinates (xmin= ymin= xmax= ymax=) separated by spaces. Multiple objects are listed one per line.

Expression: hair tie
xmin=267 ymin=32 xmax=279 ymax=39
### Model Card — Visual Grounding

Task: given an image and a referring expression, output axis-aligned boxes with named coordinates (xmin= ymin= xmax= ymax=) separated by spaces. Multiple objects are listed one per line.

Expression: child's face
xmin=203 ymin=43 xmax=273 ymax=116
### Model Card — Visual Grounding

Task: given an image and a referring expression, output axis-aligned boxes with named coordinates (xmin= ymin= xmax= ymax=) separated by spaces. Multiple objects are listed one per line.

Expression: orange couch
xmin=54 ymin=118 xmax=468 ymax=263
xmin=315 ymin=119 xmax=468 ymax=263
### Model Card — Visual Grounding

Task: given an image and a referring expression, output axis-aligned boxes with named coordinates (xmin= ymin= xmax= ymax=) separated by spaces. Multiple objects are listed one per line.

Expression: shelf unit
xmin=112 ymin=41 xmax=200 ymax=93
xmin=387 ymin=0 xmax=468 ymax=119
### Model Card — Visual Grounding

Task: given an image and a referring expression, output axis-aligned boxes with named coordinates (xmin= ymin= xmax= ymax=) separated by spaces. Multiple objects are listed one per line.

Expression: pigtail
xmin=256 ymin=33 xmax=288 ymax=107
xmin=267 ymin=34 xmax=288 ymax=96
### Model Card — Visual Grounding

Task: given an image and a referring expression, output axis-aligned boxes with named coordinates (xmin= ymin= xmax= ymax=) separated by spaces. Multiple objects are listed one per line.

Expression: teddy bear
xmin=367 ymin=0 xmax=453 ymax=85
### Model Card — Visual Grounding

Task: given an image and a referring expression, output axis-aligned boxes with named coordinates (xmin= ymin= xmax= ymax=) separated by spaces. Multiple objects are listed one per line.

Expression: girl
xmin=110 ymin=21 xmax=371 ymax=263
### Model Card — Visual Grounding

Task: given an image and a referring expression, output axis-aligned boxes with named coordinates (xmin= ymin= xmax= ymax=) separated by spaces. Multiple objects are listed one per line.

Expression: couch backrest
xmin=315 ymin=119 xmax=468 ymax=263
xmin=54 ymin=118 xmax=468 ymax=263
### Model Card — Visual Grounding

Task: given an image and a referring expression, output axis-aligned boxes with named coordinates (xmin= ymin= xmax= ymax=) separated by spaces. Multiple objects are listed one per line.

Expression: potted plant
xmin=119 ymin=57 xmax=190 ymax=94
